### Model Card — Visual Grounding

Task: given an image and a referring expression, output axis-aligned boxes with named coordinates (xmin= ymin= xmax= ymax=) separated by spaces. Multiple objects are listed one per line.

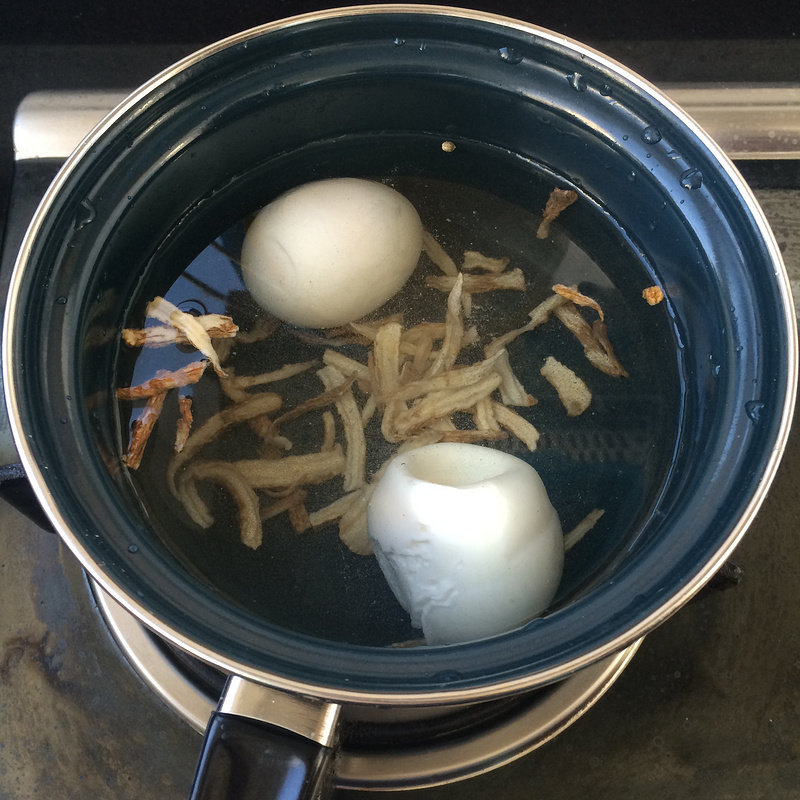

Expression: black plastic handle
xmin=189 ymin=712 xmax=335 ymax=800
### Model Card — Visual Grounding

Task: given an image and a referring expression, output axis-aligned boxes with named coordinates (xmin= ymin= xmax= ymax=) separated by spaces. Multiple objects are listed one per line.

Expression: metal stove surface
xmin=2 ymin=55 xmax=800 ymax=800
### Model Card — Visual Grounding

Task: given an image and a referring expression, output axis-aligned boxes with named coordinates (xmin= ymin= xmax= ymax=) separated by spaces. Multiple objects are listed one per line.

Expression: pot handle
xmin=189 ymin=676 xmax=341 ymax=800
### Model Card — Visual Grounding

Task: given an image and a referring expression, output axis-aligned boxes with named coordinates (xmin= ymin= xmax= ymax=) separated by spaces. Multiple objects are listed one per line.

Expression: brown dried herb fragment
xmin=174 ymin=396 xmax=194 ymax=453
xmin=116 ymin=361 xmax=208 ymax=400
xmin=123 ymin=391 xmax=167 ymax=469
xmin=554 ymin=303 xmax=629 ymax=378
xmin=168 ymin=392 xmax=283 ymax=494
xmin=537 ymin=188 xmax=579 ymax=239
xmin=145 ymin=296 xmax=227 ymax=377
xmin=422 ymin=230 xmax=459 ymax=276
xmin=122 ymin=315 xmax=238 ymax=348
xmin=642 ymin=285 xmax=665 ymax=306
xmin=552 ymin=284 xmax=605 ymax=321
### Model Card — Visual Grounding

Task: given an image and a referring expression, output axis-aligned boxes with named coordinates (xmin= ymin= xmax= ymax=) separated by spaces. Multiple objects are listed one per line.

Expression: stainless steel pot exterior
xmin=3 ymin=6 xmax=796 ymax=705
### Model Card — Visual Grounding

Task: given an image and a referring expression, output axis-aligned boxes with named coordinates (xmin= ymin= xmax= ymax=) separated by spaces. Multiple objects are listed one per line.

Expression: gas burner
xmin=92 ymin=580 xmax=639 ymax=791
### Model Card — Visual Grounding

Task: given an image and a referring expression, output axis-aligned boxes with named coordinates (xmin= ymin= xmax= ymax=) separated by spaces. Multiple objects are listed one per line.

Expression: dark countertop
xmin=1 ymin=6 xmax=799 ymax=799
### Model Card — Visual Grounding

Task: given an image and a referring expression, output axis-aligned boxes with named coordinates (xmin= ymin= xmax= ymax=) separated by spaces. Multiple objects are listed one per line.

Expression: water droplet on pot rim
xmin=745 ymin=400 xmax=765 ymax=422
xmin=641 ymin=125 xmax=662 ymax=144
xmin=566 ymin=72 xmax=587 ymax=91
xmin=498 ymin=46 xmax=522 ymax=64
xmin=680 ymin=167 xmax=703 ymax=190
xmin=73 ymin=198 xmax=96 ymax=231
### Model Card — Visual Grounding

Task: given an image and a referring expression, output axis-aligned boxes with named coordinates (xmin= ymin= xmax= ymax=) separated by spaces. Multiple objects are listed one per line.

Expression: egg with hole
xmin=367 ymin=442 xmax=564 ymax=646
xmin=240 ymin=178 xmax=423 ymax=328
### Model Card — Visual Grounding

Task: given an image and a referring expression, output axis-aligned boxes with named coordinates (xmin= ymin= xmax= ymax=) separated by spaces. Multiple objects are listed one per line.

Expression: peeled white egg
xmin=240 ymin=178 xmax=423 ymax=328
xmin=367 ymin=442 xmax=564 ymax=646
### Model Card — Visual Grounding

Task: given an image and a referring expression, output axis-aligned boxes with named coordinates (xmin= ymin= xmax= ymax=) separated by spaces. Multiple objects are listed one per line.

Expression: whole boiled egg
xmin=240 ymin=178 xmax=423 ymax=328
xmin=367 ymin=442 xmax=564 ymax=646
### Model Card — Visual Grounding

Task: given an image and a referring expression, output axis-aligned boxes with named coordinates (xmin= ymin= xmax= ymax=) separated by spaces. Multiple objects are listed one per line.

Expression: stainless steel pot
xmin=2 ymin=6 xmax=796 ymax=798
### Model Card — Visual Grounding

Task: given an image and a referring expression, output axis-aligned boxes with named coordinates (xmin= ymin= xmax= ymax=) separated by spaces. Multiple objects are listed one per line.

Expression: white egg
xmin=367 ymin=442 xmax=564 ymax=646
xmin=240 ymin=178 xmax=423 ymax=328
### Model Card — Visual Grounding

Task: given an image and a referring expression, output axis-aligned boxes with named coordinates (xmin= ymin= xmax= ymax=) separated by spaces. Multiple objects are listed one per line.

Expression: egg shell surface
xmin=367 ymin=442 xmax=564 ymax=646
xmin=240 ymin=178 xmax=423 ymax=328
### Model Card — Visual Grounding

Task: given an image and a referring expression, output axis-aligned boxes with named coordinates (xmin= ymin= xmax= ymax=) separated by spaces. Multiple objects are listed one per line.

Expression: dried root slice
xmin=371 ymin=321 xmax=403 ymax=396
xmin=426 ymin=273 xmax=464 ymax=377
xmin=387 ymin=350 xmax=504 ymax=406
xmin=221 ymin=360 xmax=320 ymax=404
xmin=425 ymin=269 xmax=526 ymax=293
xmin=231 ymin=446 xmax=346 ymax=490
xmin=493 ymin=349 xmax=536 ymax=407
xmin=305 ymin=486 xmax=373 ymax=555
xmin=323 ymin=349 xmax=372 ymax=385
xmin=554 ymin=304 xmax=629 ymax=377
xmin=174 ymin=396 xmax=193 ymax=453
xmin=168 ymin=391 xmax=283 ymax=494
xmin=537 ymin=188 xmax=578 ymax=239
xmin=123 ymin=391 xmax=166 ymax=469
xmin=422 ymin=229 xmax=459 ymax=276
xmin=528 ymin=292 xmax=571 ymax=328
xmin=540 ymin=356 xmax=592 ymax=417
xmin=307 ymin=490 xmax=362 ymax=529
xmin=317 ymin=365 xmax=367 ymax=491
xmin=564 ymin=508 xmax=605 ymax=551
xmin=146 ymin=296 xmax=227 ymax=377
xmin=181 ymin=460 xmax=262 ymax=549
xmin=591 ymin=320 xmax=628 ymax=376
xmin=287 ymin=502 xmax=312 ymax=534
xmin=249 ymin=414 xmax=293 ymax=454
xmin=320 ymin=410 xmax=337 ymax=452
xmin=380 ymin=396 xmax=409 ymax=445
xmin=461 ymin=289 xmax=473 ymax=319
xmin=485 ymin=292 xmax=569 ymax=356
xmin=226 ymin=359 xmax=319 ymax=391
xmin=462 ymin=250 xmax=510 ymax=274
xmin=262 ymin=488 xmax=313 ymax=533
xmin=491 ymin=401 xmax=540 ymax=451
xmin=401 ymin=321 xmax=448 ymax=345
xmin=553 ymin=284 xmax=605 ymax=321
xmin=122 ymin=314 xmax=238 ymax=347
xmin=360 ymin=394 xmax=378 ymax=428
xmin=401 ymin=325 xmax=437 ymax=376
xmin=393 ymin=372 xmax=503 ymax=437
xmin=337 ymin=487 xmax=373 ymax=555
xmin=439 ymin=428 xmax=508 ymax=444
xmin=116 ymin=361 xmax=208 ymax=400
xmin=473 ymin=396 xmax=500 ymax=432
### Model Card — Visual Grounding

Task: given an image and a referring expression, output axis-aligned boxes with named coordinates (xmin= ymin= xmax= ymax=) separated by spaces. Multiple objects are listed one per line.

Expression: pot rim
xmin=4 ymin=4 xmax=797 ymax=707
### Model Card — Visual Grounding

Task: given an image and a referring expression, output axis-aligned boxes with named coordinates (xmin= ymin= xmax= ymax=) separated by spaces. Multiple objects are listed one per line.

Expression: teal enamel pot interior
xmin=3 ymin=5 xmax=796 ymax=797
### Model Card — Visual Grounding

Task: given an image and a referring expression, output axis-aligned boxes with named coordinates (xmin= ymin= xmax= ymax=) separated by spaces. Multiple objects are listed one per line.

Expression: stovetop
xmin=1 ymin=24 xmax=800 ymax=800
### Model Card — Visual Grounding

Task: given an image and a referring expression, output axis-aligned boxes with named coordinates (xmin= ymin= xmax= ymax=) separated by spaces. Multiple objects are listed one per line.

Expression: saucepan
xmin=2 ymin=5 xmax=796 ymax=798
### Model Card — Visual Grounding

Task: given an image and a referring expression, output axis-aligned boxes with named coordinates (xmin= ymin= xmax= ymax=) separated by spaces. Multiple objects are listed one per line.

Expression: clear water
xmin=118 ymin=174 xmax=683 ymax=646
